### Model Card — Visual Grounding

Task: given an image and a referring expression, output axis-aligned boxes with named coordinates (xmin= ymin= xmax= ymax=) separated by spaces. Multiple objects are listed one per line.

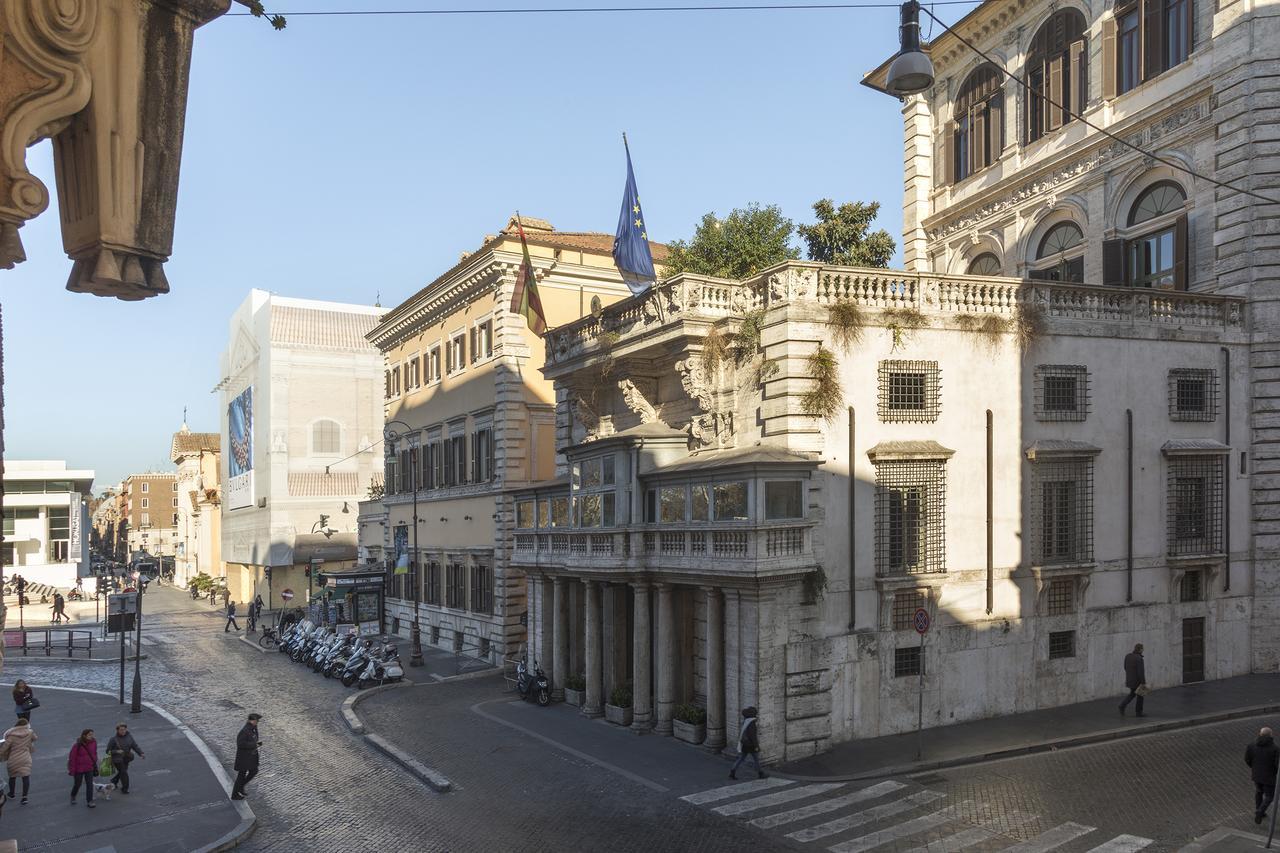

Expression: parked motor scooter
xmin=340 ymin=639 xmax=371 ymax=688
xmin=516 ymin=659 xmax=551 ymax=706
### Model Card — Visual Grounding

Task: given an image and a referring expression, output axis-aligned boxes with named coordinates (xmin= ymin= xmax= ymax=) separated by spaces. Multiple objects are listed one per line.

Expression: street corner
xmin=0 ymin=685 xmax=253 ymax=853
xmin=1178 ymin=827 xmax=1274 ymax=853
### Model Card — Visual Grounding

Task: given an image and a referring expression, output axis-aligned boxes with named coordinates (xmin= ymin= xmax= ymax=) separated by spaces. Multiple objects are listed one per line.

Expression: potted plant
xmin=564 ymin=673 xmax=586 ymax=707
xmin=605 ymin=684 xmax=633 ymax=726
xmin=672 ymin=703 xmax=706 ymax=745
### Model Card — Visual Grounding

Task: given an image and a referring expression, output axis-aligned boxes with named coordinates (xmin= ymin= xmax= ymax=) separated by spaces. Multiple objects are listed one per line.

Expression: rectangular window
xmin=1180 ymin=568 xmax=1204 ymax=602
xmin=690 ymin=484 xmax=710 ymax=522
xmin=446 ymin=560 xmax=466 ymax=609
xmin=471 ymin=319 xmax=494 ymax=363
xmin=602 ymin=493 xmax=616 ymax=527
xmin=875 ymin=460 xmax=947 ymax=575
xmin=470 ymin=559 xmax=493 ymax=614
xmin=1169 ymin=368 xmax=1217 ymax=422
xmin=1035 ymin=459 xmax=1094 ymax=565
xmin=172 ymin=513 xmax=179 ymax=526
xmin=577 ymin=494 xmax=602 ymax=527
xmin=713 ymin=482 xmax=749 ymax=521
xmin=172 ymin=497 xmax=179 ymax=507
xmin=428 ymin=347 xmax=441 ymax=382
xmin=1046 ymin=577 xmax=1077 ymax=615
xmin=1035 ymin=365 xmax=1089 ymax=421
xmin=450 ymin=333 xmax=466 ymax=373
xmin=894 ymin=646 xmax=922 ymax=678
xmin=580 ymin=458 xmax=602 ymax=489
xmin=1 ymin=511 xmax=13 ymax=537
xmin=550 ymin=497 xmax=570 ymax=527
xmin=1049 ymin=630 xmax=1076 ymax=659
xmin=1118 ymin=6 xmax=1140 ymax=94
xmin=893 ymin=590 xmax=925 ymax=630
xmin=425 ymin=559 xmax=441 ymax=606
xmin=1165 ymin=0 xmax=1189 ymax=67
xmin=472 ymin=427 xmax=493 ymax=483
xmin=1168 ymin=456 xmax=1225 ymax=556
xmin=141 ymin=498 xmax=149 ymax=508
xmin=765 ymin=481 xmax=804 ymax=520
xmin=878 ymin=361 xmax=941 ymax=423
xmin=516 ymin=500 xmax=535 ymax=529
xmin=141 ymin=483 xmax=149 ymax=493
xmin=660 ymin=486 xmax=686 ymax=523
xmin=141 ymin=513 xmax=150 ymax=526
xmin=644 ymin=489 xmax=657 ymax=524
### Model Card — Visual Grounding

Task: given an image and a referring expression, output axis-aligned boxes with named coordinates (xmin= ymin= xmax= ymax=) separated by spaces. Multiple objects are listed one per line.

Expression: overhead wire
xmin=228 ymin=1 xmax=978 ymax=16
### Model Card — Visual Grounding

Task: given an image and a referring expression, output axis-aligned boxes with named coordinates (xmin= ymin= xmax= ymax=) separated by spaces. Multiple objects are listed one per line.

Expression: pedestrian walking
xmin=1247 ymin=726 xmax=1280 ymax=824
xmin=2 ymin=718 xmax=37 ymax=805
xmin=105 ymin=723 xmax=144 ymax=795
xmin=729 ymin=706 xmax=766 ymax=780
xmin=254 ymin=594 xmax=265 ymax=629
xmin=1118 ymin=643 xmax=1147 ymax=716
xmin=50 ymin=592 xmax=69 ymax=624
xmin=12 ymin=681 xmax=37 ymax=722
xmin=230 ymin=713 xmax=262 ymax=800
xmin=67 ymin=729 xmax=98 ymax=808
xmin=224 ymin=600 xmax=240 ymax=632
xmin=221 ymin=587 xmax=231 ymax=608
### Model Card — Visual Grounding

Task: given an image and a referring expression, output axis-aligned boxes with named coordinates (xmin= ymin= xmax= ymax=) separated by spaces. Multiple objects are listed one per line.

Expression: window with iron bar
xmin=1048 ymin=630 xmax=1076 ymax=659
xmin=469 ymin=558 xmax=493 ymax=615
xmin=874 ymin=460 xmax=947 ymax=575
xmin=894 ymin=646 xmax=923 ymax=677
xmin=1180 ymin=569 xmax=1204 ymax=602
xmin=446 ymin=560 xmax=467 ymax=610
xmin=1169 ymin=368 xmax=1218 ymax=422
xmin=1167 ymin=456 xmax=1224 ymax=556
xmin=1035 ymin=364 xmax=1089 ymax=421
xmin=893 ymin=589 xmax=926 ymax=630
xmin=878 ymin=361 xmax=942 ymax=423
xmin=1034 ymin=458 xmax=1094 ymax=565
xmin=1046 ymin=577 xmax=1077 ymax=615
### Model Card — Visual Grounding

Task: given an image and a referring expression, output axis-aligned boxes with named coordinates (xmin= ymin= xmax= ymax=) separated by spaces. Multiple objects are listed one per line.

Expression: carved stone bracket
xmin=617 ymin=377 xmax=660 ymax=424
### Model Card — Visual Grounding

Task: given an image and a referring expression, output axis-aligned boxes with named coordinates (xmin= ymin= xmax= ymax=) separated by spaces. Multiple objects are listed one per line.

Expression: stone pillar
xmin=602 ymin=583 xmax=619 ymax=696
xmin=552 ymin=576 xmax=568 ymax=702
xmin=632 ymin=582 xmax=652 ymax=732
xmin=724 ymin=589 xmax=742 ymax=749
xmin=655 ymin=582 xmax=675 ymax=736
xmin=536 ymin=574 xmax=554 ymax=672
xmin=704 ymin=586 xmax=726 ymax=751
xmin=583 ymin=579 xmax=604 ymax=717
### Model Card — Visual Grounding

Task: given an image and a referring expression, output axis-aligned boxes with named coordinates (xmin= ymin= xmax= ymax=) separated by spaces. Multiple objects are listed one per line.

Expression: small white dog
xmin=93 ymin=782 xmax=116 ymax=801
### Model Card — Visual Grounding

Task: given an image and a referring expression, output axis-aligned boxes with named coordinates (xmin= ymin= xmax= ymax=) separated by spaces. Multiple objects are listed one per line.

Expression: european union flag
xmin=612 ymin=137 xmax=656 ymax=295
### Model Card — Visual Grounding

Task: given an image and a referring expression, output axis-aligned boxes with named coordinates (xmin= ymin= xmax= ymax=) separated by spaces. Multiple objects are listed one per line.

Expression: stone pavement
xmin=779 ymin=673 xmax=1280 ymax=780
xmin=0 ymin=684 xmax=251 ymax=853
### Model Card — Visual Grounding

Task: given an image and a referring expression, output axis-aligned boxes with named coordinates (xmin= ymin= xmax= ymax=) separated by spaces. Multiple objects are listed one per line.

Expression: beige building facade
xmin=171 ymin=426 xmax=223 ymax=586
xmin=122 ymin=473 xmax=180 ymax=560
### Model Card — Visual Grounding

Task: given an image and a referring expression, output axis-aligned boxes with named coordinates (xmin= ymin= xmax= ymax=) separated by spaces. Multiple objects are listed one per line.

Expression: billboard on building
xmin=227 ymin=386 xmax=254 ymax=510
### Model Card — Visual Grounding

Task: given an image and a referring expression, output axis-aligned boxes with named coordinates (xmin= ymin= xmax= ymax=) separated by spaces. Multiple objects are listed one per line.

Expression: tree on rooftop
xmin=798 ymin=199 xmax=896 ymax=268
xmin=662 ymin=203 xmax=800 ymax=280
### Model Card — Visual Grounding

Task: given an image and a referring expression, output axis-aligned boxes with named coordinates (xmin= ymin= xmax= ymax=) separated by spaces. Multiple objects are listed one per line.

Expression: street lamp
xmin=885 ymin=1 xmax=935 ymax=97
xmin=385 ymin=419 xmax=424 ymax=668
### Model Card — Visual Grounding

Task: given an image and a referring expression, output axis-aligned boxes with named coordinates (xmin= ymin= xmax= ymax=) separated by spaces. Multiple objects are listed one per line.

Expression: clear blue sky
xmin=2 ymin=0 xmax=976 ymax=490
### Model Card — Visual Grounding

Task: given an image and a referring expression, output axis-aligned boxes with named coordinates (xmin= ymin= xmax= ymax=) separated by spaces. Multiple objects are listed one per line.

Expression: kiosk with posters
xmin=316 ymin=565 xmax=386 ymax=636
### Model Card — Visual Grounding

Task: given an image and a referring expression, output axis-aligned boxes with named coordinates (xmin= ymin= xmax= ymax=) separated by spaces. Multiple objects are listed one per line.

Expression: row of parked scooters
xmin=277 ymin=619 xmax=405 ymax=689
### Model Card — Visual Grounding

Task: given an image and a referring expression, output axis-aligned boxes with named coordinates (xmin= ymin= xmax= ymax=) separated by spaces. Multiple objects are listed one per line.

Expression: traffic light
xmin=95 ymin=575 xmax=106 ymax=595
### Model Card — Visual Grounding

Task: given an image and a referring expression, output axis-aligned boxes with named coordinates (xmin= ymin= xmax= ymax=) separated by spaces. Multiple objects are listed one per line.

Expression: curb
xmin=774 ymin=702 xmax=1280 ymax=783
xmin=236 ymin=635 xmax=270 ymax=655
xmin=5 ymin=652 xmax=148 ymax=666
xmin=433 ymin=666 xmax=501 ymax=683
xmin=341 ymin=681 xmax=453 ymax=792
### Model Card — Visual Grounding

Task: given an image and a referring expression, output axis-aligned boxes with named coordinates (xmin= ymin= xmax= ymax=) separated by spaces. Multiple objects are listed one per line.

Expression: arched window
xmin=313 ymin=420 xmax=341 ymax=455
xmin=1107 ymin=0 xmax=1193 ymax=98
xmin=1029 ymin=222 xmax=1085 ymax=282
xmin=967 ymin=253 xmax=1003 ymax=276
xmin=1120 ymin=182 xmax=1187 ymax=289
xmin=947 ymin=64 xmax=1004 ymax=184
xmin=1026 ymin=9 xmax=1088 ymax=144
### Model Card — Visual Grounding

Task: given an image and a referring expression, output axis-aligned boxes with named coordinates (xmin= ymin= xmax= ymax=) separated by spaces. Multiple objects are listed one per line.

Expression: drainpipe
xmin=1126 ymin=408 xmax=1134 ymax=604
xmin=1222 ymin=346 xmax=1231 ymax=592
xmin=986 ymin=409 xmax=993 ymax=616
xmin=848 ymin=407 xmax=856 ymax=631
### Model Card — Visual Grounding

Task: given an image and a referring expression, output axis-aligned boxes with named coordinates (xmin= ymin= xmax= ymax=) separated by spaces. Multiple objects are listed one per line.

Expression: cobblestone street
xmin=5 ymin=585 xmax=1275 ymax=853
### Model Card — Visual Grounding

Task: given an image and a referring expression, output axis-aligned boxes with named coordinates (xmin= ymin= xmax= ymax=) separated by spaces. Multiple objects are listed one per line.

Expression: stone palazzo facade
xmin=515 ymin=263 xmax=1246 ymax=762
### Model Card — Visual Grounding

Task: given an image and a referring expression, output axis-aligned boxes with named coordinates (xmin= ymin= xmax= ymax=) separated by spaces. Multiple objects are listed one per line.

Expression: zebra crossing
xmin=679 ymin=777 xmax=1155 ymax=853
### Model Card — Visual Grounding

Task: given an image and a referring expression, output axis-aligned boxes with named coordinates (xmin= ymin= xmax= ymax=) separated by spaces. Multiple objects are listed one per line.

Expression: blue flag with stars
xmin=612 ymin=138 xmax=656 ymax=295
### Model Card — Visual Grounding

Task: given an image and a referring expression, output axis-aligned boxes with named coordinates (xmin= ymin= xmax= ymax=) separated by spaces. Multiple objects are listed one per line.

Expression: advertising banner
xmin=227 ymin=386 xmax=254 ymax=509
xmin=69 ymin=492 xmax=82 ymax=555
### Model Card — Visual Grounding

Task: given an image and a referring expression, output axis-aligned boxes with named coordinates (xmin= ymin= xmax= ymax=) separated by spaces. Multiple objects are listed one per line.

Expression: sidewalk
xmin=779 ymin=672 xmax=1280 ymax=781
xmin=0 ymin=684 xmax=252 ymax=852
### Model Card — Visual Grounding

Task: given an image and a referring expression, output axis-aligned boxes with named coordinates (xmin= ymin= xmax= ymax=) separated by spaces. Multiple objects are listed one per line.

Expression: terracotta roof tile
xmin=288 ymin=471 xmax=359 ymax=497
xmin=271 ymin=305 xmax=380 ymax=351
xmin=170 ymin=432 xmax=220 ymax=461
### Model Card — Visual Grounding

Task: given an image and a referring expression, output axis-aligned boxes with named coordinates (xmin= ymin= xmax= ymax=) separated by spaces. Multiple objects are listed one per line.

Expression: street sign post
xmin=280 ymin=588 xmax=295 ymax=602
xmin=108 ymin=593 xmax=136 ymax=704
xmin=913 ymin=608 xmax=930 ymax=761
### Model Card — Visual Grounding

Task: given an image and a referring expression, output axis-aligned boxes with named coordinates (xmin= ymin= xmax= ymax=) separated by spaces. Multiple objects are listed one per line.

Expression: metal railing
xmin=3 ymin=628 xmax=95 ymax=657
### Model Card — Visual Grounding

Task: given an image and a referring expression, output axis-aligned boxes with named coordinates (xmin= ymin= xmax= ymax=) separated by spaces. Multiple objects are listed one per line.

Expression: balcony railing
xmin=544 ymin=262 xmax=1245 ymax=367
xmin=511 ymin=523 xmax=813 ymax=571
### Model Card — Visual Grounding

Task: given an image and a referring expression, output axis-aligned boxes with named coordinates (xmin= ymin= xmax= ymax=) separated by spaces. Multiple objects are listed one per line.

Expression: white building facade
xmin=3 ymin=460 xmax=94 ymax=587
xmin=171 ymin=426 xmax=222 ymax=587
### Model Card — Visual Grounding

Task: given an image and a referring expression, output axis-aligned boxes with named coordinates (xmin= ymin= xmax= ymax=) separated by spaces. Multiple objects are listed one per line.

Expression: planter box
xmin=563 ymin=688 xmax=584 ymax=707
xmin=673 ymin=719 xmax=706 ymax=745
xmin=604 ymin=704 xmax=633 ymax=726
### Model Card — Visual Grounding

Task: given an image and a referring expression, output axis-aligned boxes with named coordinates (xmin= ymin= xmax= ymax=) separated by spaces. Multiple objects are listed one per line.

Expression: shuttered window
xmin=1112 ymin=0 xmax=1193 ymax=97
xmin=951 ymin=64 xmax=1004 ymax=183
xmin=1026 ymin=10 xmax=1087 ymax=144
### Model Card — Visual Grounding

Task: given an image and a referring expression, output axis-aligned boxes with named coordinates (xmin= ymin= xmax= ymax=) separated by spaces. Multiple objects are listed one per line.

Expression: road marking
xmin=828 ymin=801 xmax=974 ymax=853
xmin=1000 ymin=822 xmax=1096 ymax=853
xmin=1084 ymin=836 xmax=1153 ymax=853
xmin=712 ymin=782 xmax=845 ymax=816
xmin=900 ymin=809 xmax=1040 ymax=853
xmin=751 ymin=781 xmax=907 ymax=829
xmin=787 ymin=790 xmax=947 ymax=843
xmin=680 ymin=777 xmax=792 ymax=805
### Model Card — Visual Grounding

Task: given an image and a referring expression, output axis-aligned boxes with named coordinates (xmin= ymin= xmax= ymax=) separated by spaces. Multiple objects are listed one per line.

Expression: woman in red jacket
xmin=67 ymin=729 xmax=98 ymax=808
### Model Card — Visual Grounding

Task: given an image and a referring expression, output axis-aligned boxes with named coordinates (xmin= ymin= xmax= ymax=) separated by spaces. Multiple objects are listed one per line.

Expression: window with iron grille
xmin=878 ymin=361 xmax=941 ymax=423
xmin=1048 ymin=630 xmax=1076 ymax=659
xmin=446 ymin=560 xmax=467 ymax=609
xmin=874 ymin=460 xmax=947 ymax=575
xmin=1167 ymin=456 xmax=1225 ymax=556
xmin=1035 ymin=365 xmax=1089 ymax=421
xmin=425 ymin=559 xmax=441 ymax=606
xmin=893 ymin=590 xmax=926 ymax=630
xmin=1033 ymin=458 xmax=1094 ymax=565
xmin=894 ymin=646 xmax=923 ymax=677
xmin=1180 ymin=569 xmax=1204 ymax=602
xmin=469 ymin=558 xmax=493 ymax=614
xmin=1046 ymin=577 xmax=1076 ymax=615
xmin=1169 ymin=369 xmax=1218 ymax=422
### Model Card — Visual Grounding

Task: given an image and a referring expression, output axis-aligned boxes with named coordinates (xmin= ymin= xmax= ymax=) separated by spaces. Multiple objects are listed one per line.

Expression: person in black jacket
xmin=729 ymin=707 xmax=766 ymax=780
xmin=224 ymin=600 xmax=239 ymax=633
xmin=1247 ymin=727 xmax=1280 ymax=823
xmin=106 ymin=723 xmax=145 ymax=794
xmin=231 ymin=713 xmax=261 ymax=800
xmin=1118 ymin=643 xmax=1146 ymax=717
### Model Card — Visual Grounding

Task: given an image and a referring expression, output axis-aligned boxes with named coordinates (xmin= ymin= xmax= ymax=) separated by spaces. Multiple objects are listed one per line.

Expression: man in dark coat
xmin=1248 ymin=727 xmax=1280 ymax=823
xmin=729 ymin=706 xmax=766 ymax=780
xmin=231 ymin=713 xmax=262 ymax=800
xmin=1118 ymin=643 xmax=1146 ymax=717
xmin=224 ymin=600 xmax=239 ymax=633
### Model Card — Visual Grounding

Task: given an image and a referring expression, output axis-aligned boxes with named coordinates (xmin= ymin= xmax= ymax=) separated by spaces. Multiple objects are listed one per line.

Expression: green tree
xmin=663 ymin=203 xmax=799 ymax=279
xmin=798 ymin=199 xmax=895 ymax=268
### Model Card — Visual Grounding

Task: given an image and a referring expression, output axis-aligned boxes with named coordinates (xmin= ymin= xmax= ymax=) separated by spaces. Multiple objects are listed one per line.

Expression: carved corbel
xmin=617 ymin=377 xmax=660 ymax=424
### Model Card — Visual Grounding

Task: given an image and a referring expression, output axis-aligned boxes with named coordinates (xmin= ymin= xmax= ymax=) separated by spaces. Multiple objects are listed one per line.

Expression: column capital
xmin=552 ymin=575 xmax=566 ymax=589
xmin=654 ymin=581 xmax=672 ymax=593
xmin=631 ymin=580 xmax=651 ymax=593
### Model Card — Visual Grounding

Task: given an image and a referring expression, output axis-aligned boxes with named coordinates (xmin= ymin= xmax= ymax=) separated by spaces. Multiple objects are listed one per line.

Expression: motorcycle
xmin=324 ymin=635 xmax=359 ymax=678
xmin=340 ymin=639 xmax=372 ymax=688
xmin=515 ymin=659 xmax=551 ymax=706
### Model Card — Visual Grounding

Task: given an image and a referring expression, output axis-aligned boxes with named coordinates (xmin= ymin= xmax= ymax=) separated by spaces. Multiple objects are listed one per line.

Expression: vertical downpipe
xmin=848 ymin=407 xmax=857 ymax=631
xmin=1127 ymin=409 xmax=1134 ymax=603
xmin=986 ymin=409 xmax=994 ymax=615
xmin=1222 ymin=346 xmax=1232 ymax=592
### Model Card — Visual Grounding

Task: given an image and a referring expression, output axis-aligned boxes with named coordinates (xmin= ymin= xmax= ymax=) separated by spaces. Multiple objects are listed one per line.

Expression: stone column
xmin=704 ymin=586 xmax=726 ymax=751
xmin=655 ymin=582 xmax=675 ymax=736
xmin=552 ymin=576 xmax=568 ymax=702
xmin=583 ymin=579 xmax=604 ymax=717
xmin=631 ymin=582 xmax=652 ymax=732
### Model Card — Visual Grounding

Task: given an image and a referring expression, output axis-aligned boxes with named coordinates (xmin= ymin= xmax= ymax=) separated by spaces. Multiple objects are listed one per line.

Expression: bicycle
xmin=258 ymin=626 xmax=278 ymax=649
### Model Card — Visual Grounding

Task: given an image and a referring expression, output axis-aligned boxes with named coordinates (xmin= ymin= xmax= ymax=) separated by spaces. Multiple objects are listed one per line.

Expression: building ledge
xmin=866 ymin=441 xmax=955 ymax=463
xmin=1161 ymin=439 xmax=1231 ymax=456
xmin=1025 ymin=440 xmax=1102 ymax=461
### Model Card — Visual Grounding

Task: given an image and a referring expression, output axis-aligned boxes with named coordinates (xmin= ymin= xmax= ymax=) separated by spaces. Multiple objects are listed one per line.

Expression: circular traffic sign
xmin=913 ymin=608 xmax=931 ymax=635
xmin=280 ymin=589 xmax=295 ymax=601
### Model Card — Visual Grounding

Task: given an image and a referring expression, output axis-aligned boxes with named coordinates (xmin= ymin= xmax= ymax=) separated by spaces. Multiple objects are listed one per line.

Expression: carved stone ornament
xmin=617 ymin=378 xmax=660 ymax=424
xmin=573 ymin=395 xmax=602 ymax=442
xmin=0 ymin=0 xmax=230 ymax=297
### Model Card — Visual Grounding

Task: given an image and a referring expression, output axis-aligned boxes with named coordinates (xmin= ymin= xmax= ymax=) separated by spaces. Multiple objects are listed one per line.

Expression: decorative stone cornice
xmin=368 ymin=253 xmax=506 ymax=351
